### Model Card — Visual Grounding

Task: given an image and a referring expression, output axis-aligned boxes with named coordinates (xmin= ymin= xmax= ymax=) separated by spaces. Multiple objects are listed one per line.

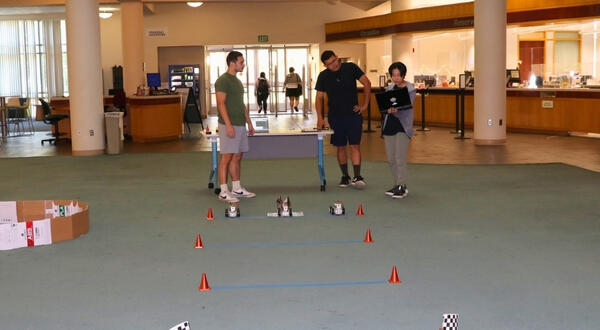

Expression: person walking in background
xmin=315 ymin=50 xmax=371 ymax=189
xmin=382 ymin=62 xmax=415 ymax=199
xmin=215 ymin=51 xmax=256 ymax=202
xmin=284 ymin=67 xmax=302 ymax=113
xmin=255 ymin=72 xmax=270 ymax=115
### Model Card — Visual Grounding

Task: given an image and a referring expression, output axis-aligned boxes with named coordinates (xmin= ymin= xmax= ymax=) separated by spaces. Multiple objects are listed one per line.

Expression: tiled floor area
xmin=1 ymin=113 xmax=599 ymax=172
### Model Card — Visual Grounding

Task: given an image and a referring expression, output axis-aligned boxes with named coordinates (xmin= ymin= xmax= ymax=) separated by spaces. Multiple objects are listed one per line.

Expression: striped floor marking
xmin=203 ymin=239 xmax=363 ymax=248
xmin=213 ymin=215 xmax=357 ymax=221
xmin=211 ymin=280 xmax=388 ymax=290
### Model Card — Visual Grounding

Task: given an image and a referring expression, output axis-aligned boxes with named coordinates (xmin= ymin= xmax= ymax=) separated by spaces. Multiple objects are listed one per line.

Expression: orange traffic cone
xmin=363 ymin=228 xmax=373 ymax=243
xmin=356 ymin=204 xmax=365 ymax=216
xmin=388 ymin=265 xmax=401 ymax=284
xmin=198 ymin=273 xmax=211 ymax=291
xmin=205 ymin=125 xmax=211 ymax=134
xmin=194 ymin=234 xmax=204 ymax=249
xmin=206 ymin=208 xmax=214 ymax=221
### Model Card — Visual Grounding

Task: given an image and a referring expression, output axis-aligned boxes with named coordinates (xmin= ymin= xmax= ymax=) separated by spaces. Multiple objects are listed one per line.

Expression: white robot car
xmin=225 ymin=202 xmax=240 ymax=218
xmin=329 ymin=200 xmax=345 ymax=216
xmin=277 ymin=196 xmax=292 ymax=217
xmin=267 ymin=196 xmax=304 ymax=217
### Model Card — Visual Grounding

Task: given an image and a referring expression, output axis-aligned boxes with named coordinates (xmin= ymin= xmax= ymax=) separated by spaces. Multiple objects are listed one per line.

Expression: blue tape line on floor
xmin=211 ymin=280 xmax=388 ymax=290
xmin=204 ymin=240 xmax=363 ymax=248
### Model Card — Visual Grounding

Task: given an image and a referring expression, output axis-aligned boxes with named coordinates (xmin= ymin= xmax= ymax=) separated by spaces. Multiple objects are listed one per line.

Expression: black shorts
xmin=328 ymin=114 xmax=363 ymax=146
xmin=285 ymin=87 xmax=302 ymax=97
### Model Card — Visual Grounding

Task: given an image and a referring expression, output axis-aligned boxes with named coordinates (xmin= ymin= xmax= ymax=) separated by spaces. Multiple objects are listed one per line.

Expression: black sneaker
xmin=351 ymin=176 xmax=366 ymax=189
xmin=294 ymin=106 xmax=299 ymax=112
xmin=339 ymin=175 xmax=351 ymax=188
xmin=385 ymin=185 xmax=400 ymax=196
xmin=392 ymin=185 xmax=408 ymax=199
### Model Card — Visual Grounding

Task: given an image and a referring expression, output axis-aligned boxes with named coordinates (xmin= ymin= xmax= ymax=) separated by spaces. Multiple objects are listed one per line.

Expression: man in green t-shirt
xmin=215 ymin=51 xmax=255 ymax=202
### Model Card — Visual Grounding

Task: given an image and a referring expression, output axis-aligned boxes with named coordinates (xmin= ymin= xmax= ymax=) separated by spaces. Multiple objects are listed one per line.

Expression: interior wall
xmin=141 ymin=2 xmax=376 ymax=76
xmin=157 ymin=46 xmax=206 ymax=115
xmin=581 ymin=31 xmax=593 ymax=75
xmin=157 ymin=46 xmax=203 ymax=85
xmin=318 ymin=42 xmax=366 ymax=70
xmin=506 ymin=28 xmax=519 ymax=69
xmin=412 ymin=31 xmax=474 ymax=79
xmin=366 ymin=37 xmax=392 ymax=87
xmin=99 ymin=12 xmax=123 ymax=94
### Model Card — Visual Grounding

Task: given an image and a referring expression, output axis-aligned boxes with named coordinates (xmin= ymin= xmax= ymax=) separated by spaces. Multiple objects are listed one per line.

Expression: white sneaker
xmin=218 ymin=191 xmax=239 ymax=203
xmin=231 ymin=187 xmax=256 ymax=198
xmin=351 ymin=176 xmax=366 ymax=190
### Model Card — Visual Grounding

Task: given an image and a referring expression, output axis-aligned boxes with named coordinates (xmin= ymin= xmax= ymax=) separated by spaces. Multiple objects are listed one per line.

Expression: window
xmin=554 ymin=31 xmax=580 ymax=74
xmin=0 ymin=18 xmax=67 ymax=102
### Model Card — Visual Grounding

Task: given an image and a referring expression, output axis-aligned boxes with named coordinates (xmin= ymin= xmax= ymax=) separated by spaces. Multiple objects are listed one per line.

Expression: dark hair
xmin=260 ymin=72 xmax=266 ymax=78
xmin=226 ymin=51 xmax=243 ymax=66
xmin=388 ymin=62 xmax=407 ymax=77
xmin=289 ymin=67 xmax=295 ymax=73
xmin=320 ymin=50 xmax=336 ymax=64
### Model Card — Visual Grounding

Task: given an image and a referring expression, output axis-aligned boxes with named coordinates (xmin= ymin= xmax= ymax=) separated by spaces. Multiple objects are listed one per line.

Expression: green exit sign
xmin=258 ymin=35 xmax=269 ymax=43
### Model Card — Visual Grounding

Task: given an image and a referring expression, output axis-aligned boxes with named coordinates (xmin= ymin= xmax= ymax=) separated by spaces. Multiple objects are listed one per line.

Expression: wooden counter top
xmin=50 ymin=96 xmax=115 ymax=106
xmin=127 ymin=95 xmax=182 ymax=106
xmin=406 ymin=87 xmax=600 ymax=99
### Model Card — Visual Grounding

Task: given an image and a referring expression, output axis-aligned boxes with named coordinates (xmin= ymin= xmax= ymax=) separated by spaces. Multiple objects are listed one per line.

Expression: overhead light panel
xmin=187 ymin=2 xmax=204 ymax=7
xmin=99 ymin=11 xmax=113 ymax=19
xmin=99 ymin=6 xmax=117 ymax=19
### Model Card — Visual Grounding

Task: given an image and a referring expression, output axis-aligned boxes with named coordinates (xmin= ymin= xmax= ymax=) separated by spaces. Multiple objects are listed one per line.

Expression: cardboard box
xmin=0 ymin=200 xmax=89 ymax=250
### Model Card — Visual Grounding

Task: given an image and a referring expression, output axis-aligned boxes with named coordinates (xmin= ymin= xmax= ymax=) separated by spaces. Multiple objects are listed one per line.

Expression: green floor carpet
xmin=1 ymin=153 xmax=599 ymax=329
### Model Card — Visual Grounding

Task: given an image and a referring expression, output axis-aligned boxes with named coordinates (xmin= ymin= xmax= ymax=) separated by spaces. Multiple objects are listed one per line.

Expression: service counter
xmin=50 ymin=95 xmax=183 ymax=142
xmin=127 ymin=95 xmax=183 ymax=142
xmin=354 ymin=87 xmax=600 ymax=134
xmin=50 ymin=96 xmax=114 ymax=139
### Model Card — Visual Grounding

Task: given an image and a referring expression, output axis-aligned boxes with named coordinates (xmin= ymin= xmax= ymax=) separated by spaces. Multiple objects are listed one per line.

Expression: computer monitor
xmin=146 ymin=73 xmax=161 ymax=88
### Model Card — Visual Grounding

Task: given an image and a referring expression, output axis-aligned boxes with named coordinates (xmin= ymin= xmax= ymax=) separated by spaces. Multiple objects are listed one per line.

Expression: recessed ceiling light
xmin=99 ymin=12 xmax=113 ymax=19
xmin=187 ymin=2 xmax=204 ymax=7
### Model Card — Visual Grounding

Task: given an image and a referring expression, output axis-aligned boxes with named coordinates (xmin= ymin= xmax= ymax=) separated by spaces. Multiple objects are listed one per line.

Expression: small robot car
xmin=329 ymin=200 xmax=345 ymax=216
xmin=267 ymin=196 xmax=304 ymax=217
xmin=277 ymin=196 xmax=292 ymax=217
xmin=225 ymin=202 xmax=240 ymax=218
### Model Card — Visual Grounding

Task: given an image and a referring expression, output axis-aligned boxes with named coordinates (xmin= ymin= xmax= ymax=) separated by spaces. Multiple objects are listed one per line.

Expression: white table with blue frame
xmin=207 ymin=129 xmax=333 ymax=193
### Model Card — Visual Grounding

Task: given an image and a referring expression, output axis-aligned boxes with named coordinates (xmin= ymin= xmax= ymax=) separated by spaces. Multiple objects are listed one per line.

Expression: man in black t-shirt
xmin=315 ymin=50 xmax=371 ymax=189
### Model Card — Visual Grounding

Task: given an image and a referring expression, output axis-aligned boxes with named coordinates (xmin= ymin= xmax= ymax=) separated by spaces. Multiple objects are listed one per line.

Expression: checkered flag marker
xmin=169 ymin=320 xmax=191 ymax=330
xmin=441 ymin=313 xmax=458 ymax=330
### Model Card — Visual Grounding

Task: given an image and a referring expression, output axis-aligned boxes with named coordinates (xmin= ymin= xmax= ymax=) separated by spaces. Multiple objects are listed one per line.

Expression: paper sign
xmin=0 ymin=201 xmax=17 ymax=224
xmin=0 ymin=218 xmax=52 ymax=250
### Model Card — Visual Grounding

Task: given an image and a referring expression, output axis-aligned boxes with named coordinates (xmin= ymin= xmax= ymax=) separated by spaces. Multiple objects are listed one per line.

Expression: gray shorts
xmin=218 ymin=123 xmax=249 ymax=154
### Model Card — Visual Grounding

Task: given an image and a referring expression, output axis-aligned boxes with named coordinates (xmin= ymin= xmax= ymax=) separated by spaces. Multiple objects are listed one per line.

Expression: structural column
xmin=65 ymin=0 xmax=105 ymax=155
xmin=391 ymin=0 xmax=413 ymax=71
xmin=474 ymin=0 xmax=506 ymax=145
xmin=121 ymin=0 xmax=145 ymax=96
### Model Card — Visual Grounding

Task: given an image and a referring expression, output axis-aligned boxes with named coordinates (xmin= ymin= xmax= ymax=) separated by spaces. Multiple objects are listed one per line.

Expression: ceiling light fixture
xmin=187 ymin=2 xmax=204 ymax=7
xmin=99 ymin=11 xmax=113 ymax=19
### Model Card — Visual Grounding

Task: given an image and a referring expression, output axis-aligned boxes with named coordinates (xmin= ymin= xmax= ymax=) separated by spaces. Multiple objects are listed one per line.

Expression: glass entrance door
xmin=207 ymin=45 xmax=310 ymax=116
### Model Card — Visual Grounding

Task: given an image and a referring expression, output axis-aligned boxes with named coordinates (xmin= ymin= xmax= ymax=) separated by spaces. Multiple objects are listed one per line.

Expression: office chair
xmin=39 ymin=98 xmax=69 ymax=145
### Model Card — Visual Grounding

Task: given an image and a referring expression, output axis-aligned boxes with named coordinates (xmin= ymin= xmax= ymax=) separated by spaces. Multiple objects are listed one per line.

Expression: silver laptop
xmin=251 ymin=117 xmax=269 ymax=133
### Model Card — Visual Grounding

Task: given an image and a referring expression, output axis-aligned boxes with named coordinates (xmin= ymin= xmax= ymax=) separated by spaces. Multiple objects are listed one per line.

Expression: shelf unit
xmin=168 ymin=64 xmax=200 ymax=95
